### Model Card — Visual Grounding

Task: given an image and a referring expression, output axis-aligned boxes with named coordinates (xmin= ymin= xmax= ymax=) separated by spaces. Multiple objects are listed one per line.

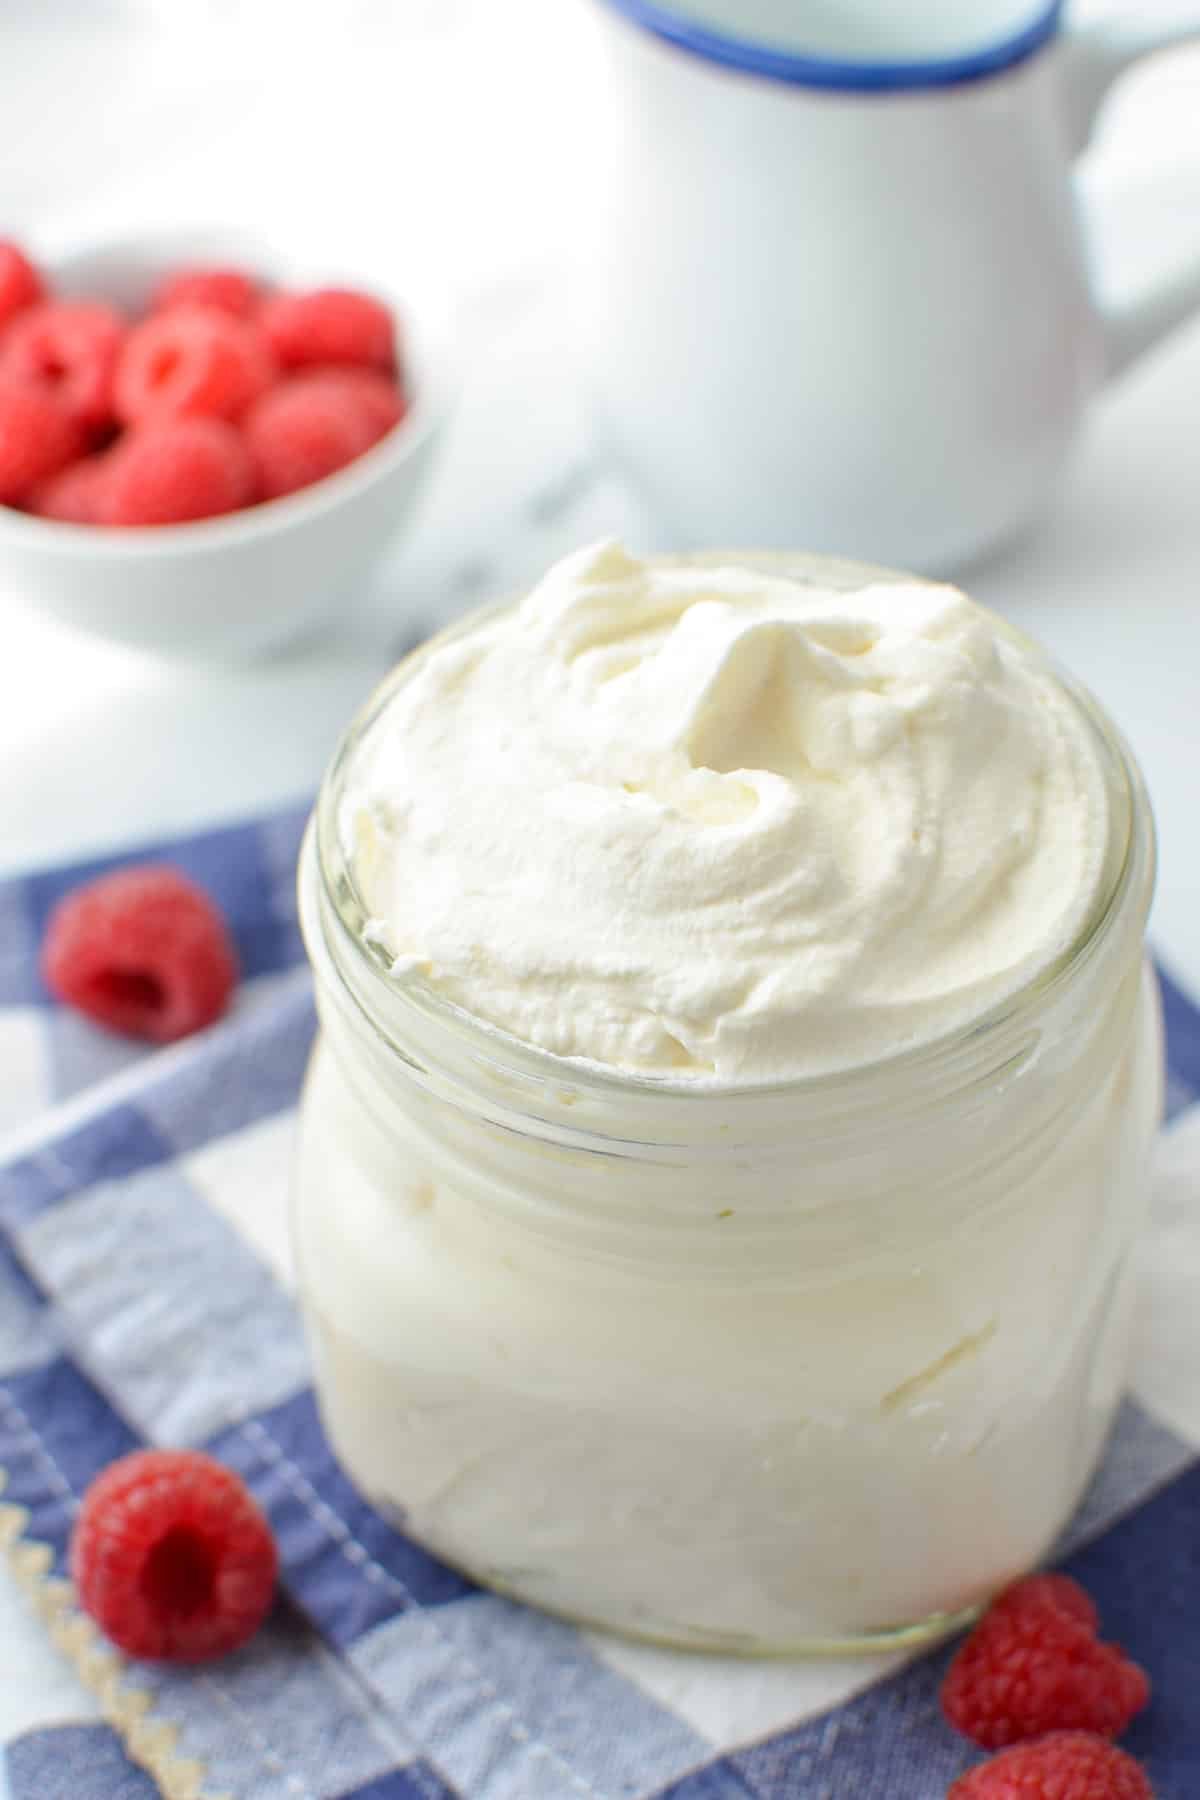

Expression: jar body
xmin=293 ymin=910 xmax=1162 ymax=1651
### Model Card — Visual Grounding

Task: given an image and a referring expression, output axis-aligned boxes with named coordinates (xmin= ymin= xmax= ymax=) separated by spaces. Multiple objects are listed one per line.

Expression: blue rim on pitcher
xmin=596 ymin=0 xmax=1065 ymax=90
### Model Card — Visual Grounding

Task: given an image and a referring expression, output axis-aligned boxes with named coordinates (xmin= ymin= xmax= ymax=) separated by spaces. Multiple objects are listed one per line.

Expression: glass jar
xmin=293 ymin=592 xmax=1161 ymax=1656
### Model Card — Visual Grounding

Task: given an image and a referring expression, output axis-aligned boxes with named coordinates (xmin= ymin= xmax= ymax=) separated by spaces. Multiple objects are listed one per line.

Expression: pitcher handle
xmin=1063 ymin=12 xmax=1200 ymax=377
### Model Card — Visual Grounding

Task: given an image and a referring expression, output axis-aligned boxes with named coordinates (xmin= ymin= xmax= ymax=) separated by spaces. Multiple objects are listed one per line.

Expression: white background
xmin=1 ymin=0 xmax=1200 ymax=1763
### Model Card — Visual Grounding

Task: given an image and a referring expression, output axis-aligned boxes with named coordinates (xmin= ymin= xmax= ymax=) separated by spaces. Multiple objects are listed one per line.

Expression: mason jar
xmin=293 ymin=570 xmax=1161 ymax=1656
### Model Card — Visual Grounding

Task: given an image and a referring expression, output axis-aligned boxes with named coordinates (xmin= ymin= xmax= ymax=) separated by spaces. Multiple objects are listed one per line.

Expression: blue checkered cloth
xmin=1 ymin=819 xmax=1199 ymax=1799
xmin=0 ymin=807 xmax=310 ymax=1135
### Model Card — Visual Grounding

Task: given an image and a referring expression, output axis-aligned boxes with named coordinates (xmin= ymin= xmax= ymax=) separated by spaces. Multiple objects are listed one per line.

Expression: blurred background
xmin=1 ymin=0 xmax=1200 ymax=974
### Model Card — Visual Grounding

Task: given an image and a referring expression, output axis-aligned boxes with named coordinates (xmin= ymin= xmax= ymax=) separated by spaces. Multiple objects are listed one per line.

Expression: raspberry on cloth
xmin=70 ymin=1449 xmax=278 ymax=1662
xmin=942 ymin=1574 xmax=1150 ymax=1750
xmin=949 ymin=1732 xmax=1155 ymax=1798
xmin=40 ymin=863 xmax=239 ymax=1040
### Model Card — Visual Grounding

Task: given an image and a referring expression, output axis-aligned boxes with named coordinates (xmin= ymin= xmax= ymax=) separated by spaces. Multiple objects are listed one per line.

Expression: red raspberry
xmin=29 ymin=453 xmax=113 ymax=524
xmin=0 ymin=300 xmax=125 ymax=432
xmin=0 ymin=378 xmax=81 ymax=504
xmin=260 ymin=286 xmax=395 ymax=372
xmin=244 ymin=371 xmax=386 ymax=499
xmin=942 ymin=1575 xmax=1150 ymax=1750
xmin=41 ymin=864 xmax=238 ymax=1041
xmin=153 ymin=265 xmax=262 ymax=320
xmin=104 ymin=419 xmax=255 ymax=526
xmin=0 ymin=240 xmax=45 ymax=332
xmin=71 ymin=1450 xmax=277 ymax=1663
xmin=993 ymin=1573 xmax=1100 ymax=1635
xmin=115 ymin=304 xmax=275 ymax=426
xmin=948 ymin=1733 xmax=1154 ymax=1799
xmin=301 ymin=365 xmax=407 ymax=439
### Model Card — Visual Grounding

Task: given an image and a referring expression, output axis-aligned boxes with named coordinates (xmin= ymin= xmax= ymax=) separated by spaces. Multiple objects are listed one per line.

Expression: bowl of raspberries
xmin=0 ymin=229 xmax=445 ymax=658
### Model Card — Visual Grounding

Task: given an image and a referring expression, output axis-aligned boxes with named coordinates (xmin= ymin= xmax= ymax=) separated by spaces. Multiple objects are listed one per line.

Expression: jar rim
xmin=309 ymin=555 xmax=1155 ymax=1113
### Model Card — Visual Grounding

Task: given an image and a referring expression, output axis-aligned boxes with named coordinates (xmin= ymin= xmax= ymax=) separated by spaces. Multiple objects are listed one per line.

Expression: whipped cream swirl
xmin=344 ymin=543 xmax=1107 ymax=1082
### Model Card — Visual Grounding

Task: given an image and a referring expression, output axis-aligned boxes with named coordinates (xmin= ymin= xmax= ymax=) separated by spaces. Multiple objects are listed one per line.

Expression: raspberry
xmin=942 ymin=1575 xmax=1150 ymax=1750
xmin=0 ymin=240 xmax=45 ymax=332
xmin=29 ymin=453 xmax=113 ymax=524
xmin=260 ymin=286 xmax=395 ymax=371
xmin=41 ymin=864 xmax=238 ymax=1041
xmin=104 ymin=418 xmax=255 ymax=526
xmin=301 ymin=365 xmax=407 ymax=439
xmin=993 ymin=1573 xmax=1099 ymax=1635
xmin=115 ymin=304 xmax=275 ymax=426
xmin=71 ymin=1450 xmax=277 ymax=1662
xmin=948 ymin=1733 xmax=1154 ymax=1799
xmin=0 ymin=378 xmax=81 ymax=503
xmin=153 ymin=266 xmax=262 ymax=320
xmin=0 ymin=300 xmax=125 ymax=432
xmin=244 ymin=371 xmax=384 ymax=499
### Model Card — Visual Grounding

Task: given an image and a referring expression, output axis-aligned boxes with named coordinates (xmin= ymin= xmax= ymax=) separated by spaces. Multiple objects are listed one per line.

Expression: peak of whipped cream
xmin=343 ymin=542 xmax=1109 ymax=1083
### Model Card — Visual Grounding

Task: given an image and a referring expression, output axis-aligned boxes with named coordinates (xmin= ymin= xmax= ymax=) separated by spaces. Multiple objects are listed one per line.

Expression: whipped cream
xmin=298 ymin=545 xmax=1160 ymax=1651
xmin=345 ymin=542 xmax=1107 ymax=1082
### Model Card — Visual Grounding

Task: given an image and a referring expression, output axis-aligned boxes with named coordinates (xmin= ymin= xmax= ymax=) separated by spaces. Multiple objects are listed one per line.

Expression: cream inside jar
xmin=295 ymin=545 xmax=1159 ymax=1652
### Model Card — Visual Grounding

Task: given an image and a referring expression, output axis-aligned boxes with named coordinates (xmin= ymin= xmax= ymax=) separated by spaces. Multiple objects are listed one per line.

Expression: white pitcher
xmin=581 ymin=0 xmax=1200 ymax=571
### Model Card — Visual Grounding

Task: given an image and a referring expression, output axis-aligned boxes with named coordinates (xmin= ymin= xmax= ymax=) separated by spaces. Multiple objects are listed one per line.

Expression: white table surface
xmin=2 ymin=0 xmax=1200 ymax=1768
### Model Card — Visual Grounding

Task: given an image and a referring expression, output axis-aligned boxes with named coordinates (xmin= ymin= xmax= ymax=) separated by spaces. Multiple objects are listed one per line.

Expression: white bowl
xmin=0 ymin=228 xmax=448 ymax=660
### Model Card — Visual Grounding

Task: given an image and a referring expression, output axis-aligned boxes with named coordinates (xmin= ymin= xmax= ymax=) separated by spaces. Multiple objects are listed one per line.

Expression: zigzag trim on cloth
xmin=0 ymin=1469 xmax=226 ymax=1800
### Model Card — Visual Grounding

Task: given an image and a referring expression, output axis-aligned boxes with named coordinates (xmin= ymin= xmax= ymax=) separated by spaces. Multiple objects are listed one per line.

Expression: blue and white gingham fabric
xmin=0 ymin=807 xmax=310 ymax=1137
xmin=1 ymin=820 xmax=1199 ymax=1800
